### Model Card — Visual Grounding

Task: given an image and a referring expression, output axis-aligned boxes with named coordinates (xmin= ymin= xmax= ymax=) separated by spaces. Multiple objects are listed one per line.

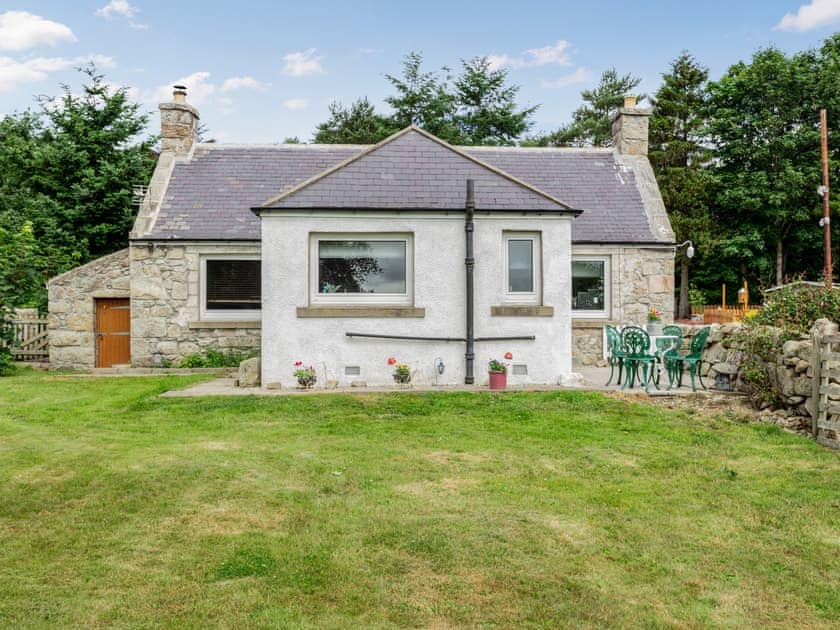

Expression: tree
xmin=451 ymin=57 xmax=538 ymax=146
xmin=313 ymin=98 xmax=398 ymax=144
xmin=314 ymin=52 xmax=539 ymax=146
xmin=649 ymin=52 xmax=714 ymax=317
xmin=0 ymin=64 xmax=155 ymax=309
xmin=33 ymin=65 xmax=157 ymax=261
xmin=707 ymin=47 xmax=821 ymax=287
xmin=538 ymin=68 xmax=643 ymax=147
xmin=385 ymin=52 xmax=459 ymax=141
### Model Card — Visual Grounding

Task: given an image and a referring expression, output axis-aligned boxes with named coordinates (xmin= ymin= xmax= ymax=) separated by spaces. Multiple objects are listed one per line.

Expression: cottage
xmin=48 ymin=87 xmax=674 ymax=386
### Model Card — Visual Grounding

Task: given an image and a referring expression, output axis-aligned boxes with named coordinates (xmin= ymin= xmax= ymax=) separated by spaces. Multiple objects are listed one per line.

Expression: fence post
xmin=811 ymin=330 xmax=822 ymax=437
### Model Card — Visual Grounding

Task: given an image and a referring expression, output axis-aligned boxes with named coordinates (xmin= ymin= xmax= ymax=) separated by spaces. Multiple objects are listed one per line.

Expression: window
xmin=504 ymin=232 xmax=541 ymax=304
xmin=572 ymin=257 xmax=610 ymax=317
xmin=311 ymin=234 xmax=412 ymax=304
xmin=201 ymin=257 xmax=261 ymax=319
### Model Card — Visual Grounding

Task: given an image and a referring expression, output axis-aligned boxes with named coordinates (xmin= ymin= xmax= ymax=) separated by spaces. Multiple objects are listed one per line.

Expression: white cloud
xmin=281 ymin=98 xmax=308 ymax=110
xmin=487 ymin=40 xmax=572 ymax=71
xmin=149 ymin=71 xmax=215 ymax=105
xmin=540 ymin=67 xmax=587 ymax=89
xmin=281 ymin=49 xmax=324 ymax=77
xmin=95 ymin=1 xmax=138 ymax=19
xmin=0 ymin=54 xmax=115 ymax=92
xmin=775 ymin=0 xmax=840 ymax=31
xmin=0 ymin=11 xmax=76 ymax=51
xmin=104 ymin=81 xmax=140 ymax=101
xmin=129 ymin=21 xmax=148 ymax=30
xmin=221 ymin=76 xmax=269 ymax=92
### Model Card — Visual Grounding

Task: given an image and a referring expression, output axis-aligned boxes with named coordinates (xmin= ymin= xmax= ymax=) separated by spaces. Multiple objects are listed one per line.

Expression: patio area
xmin=159 ymin=366 xmax=722 ymax=398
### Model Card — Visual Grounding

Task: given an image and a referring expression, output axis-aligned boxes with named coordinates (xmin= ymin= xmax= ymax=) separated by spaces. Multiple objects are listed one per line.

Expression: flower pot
xmin=646 ymin=322 xmax=663 ymax=336
xmin=296 ymin=376 xmax=316 ymax=389
xmin=488 ymin=370 xmax=507 ymax=390
xmin=393 ymin=373 xmax=411 ymax=386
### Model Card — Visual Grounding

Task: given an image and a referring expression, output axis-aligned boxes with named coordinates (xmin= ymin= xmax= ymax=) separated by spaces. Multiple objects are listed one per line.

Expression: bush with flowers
xmin=388 ymin=357 xmax=411 ymax=383
xmin=293 ymin=361 xmax=317 ymax=388
xmin=488 ymin=351 xmax=513 ymax=373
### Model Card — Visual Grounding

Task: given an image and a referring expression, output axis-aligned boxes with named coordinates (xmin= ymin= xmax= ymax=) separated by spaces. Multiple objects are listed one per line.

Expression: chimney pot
xmin=173 ymin=85 xmax=187 ymax=103
xmin=623 ymin=95 xmax=637 ymax=109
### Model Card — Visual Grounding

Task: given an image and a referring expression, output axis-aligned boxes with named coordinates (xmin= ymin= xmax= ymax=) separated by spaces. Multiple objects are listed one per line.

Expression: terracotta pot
xmin=488 ymin=370 xmax=507 ymax=390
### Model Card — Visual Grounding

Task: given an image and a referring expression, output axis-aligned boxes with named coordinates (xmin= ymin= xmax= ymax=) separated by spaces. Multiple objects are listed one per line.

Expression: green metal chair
xmin=652 ymin=325 xmax=684 ymax=387
xmin=665 ymin=326 xmax=711 ymax=391
xmin=604 ymin=325 xmax=626 ymax=386
xmin=620 ymin=326 xmax=657 ymax=392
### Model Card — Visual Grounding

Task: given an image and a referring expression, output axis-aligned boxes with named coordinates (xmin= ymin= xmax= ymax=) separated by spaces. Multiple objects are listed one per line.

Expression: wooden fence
xmin=6 ymin=311 xmax=49 ymax=362
xmin=810 ymin=331 xmax=840 ymax=449
xmin=691 ymin=305 xmax=750 ymax=324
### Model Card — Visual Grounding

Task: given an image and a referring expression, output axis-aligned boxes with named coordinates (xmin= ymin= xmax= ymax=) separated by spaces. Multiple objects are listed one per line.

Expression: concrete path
xmin=160 ymin=367 xmax=716 ymax=398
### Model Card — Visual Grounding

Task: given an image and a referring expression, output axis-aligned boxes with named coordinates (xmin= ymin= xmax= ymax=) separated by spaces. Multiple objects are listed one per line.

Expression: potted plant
xmin=388 ymin=357 xmax=411 ymax=385
xmin=488 ymin=352 xmax=512 ymax=390
xmin=293 ymin=361 xmax=317 ymax=389
xmin=646 ymin=308 xmax=663 ymax=336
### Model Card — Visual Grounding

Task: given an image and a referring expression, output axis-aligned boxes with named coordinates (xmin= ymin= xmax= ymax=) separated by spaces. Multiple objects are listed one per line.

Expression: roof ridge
xmin=259 ymin=125 xmax=575 ymax=210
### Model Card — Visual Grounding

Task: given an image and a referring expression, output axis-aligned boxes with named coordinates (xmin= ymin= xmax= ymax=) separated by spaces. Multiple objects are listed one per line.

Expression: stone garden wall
xmin=694 ymin=319 xmax=839 ymax=447
xmin=129 ymin=242 xmax=261 ymax=367
xmin=47 ymin=249 xmax=130 ymax=369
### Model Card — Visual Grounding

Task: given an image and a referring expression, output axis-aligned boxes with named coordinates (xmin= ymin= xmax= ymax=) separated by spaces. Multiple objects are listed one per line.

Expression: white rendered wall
xmin=261 ymin=212 xmax=573 ymax=388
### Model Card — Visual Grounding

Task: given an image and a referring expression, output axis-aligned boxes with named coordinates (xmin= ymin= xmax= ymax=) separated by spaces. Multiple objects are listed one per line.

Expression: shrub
xmin=0 ymin=306 xmax=14 ymax=376
xmin=732 ymin=324 xmax=793 ymax=408
xmin=754 ymin=283 xmax=840 ymax=335
xmin=178 ymin=348 xmax=256 ymax=368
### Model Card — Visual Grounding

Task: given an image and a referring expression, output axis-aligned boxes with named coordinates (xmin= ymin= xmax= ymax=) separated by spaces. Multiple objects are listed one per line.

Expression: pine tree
xmin=649 ymin=52 xmax=713 ymax=317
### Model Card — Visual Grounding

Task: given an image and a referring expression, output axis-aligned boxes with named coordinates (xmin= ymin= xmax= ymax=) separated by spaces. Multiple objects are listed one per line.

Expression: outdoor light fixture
xmin=676 ymin=240 xmax=695 ymax=259
xmin=435 ymin=358 xmax=445 ymax=375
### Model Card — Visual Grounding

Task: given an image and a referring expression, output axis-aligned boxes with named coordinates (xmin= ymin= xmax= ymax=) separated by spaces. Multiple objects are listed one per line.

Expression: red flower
xmin=387 ymin=357 xmax=397 ymax=365
xmin=504 ymin=352 xmax=513 ymax=360
xmin=294 ymin=361 xmax=303 ymax=366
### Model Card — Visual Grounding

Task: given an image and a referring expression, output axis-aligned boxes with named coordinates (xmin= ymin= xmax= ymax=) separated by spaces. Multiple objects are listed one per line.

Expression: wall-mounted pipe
xmin=345 ymin=332 xmax=535 ymax=342
xmin=465 ymin=179 xmax=475 ymax=384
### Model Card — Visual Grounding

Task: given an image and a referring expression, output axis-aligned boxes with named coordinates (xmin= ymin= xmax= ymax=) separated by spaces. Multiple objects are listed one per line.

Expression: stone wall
xmin=47 ymin=249 xmax=130 ymax=369
xmin=696 ymin=320 xmax=839 ymax=446
xmin=572 ymin=245 xmax=674 ymax=366
xmin=129 ymin=242 xmax=261 ymax=366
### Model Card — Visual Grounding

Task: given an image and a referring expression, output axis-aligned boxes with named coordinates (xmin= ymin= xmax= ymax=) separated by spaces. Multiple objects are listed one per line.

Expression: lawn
xmin=0 ymin=371 xmax=837 ymax=628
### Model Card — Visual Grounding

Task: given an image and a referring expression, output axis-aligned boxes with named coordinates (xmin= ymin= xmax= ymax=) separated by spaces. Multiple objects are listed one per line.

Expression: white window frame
xmin=571 ymin=255 xmax=611 ymax=318
xmin=310 ymin=233 xmax=414 ymax=305
xmin=200 ymin=254 xmax=262 ymax=321
xmin=503 ymin=231 xmax=541 ymax=305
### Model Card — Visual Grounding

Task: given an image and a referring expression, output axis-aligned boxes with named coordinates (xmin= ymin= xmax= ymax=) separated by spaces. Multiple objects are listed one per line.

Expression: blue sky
xmin=1 ymin=1 xmax=839 ymax=142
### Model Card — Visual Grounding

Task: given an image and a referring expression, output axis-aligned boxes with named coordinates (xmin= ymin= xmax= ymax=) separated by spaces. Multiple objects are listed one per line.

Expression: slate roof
xmin=262 ymin=127 xmax=576 ymax=213
xmin=142 ymin=128 xmax=663 ymax=243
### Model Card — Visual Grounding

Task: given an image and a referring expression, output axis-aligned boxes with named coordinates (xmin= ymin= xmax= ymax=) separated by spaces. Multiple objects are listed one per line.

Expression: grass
xmin=0 ymin=370 xmax=837 ymax=628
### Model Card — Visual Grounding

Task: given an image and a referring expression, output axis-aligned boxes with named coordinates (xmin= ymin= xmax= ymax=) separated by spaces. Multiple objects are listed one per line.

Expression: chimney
xmin=611 ymin=94 xmax=651 ymax=156
xmin=159 ymin=85 xmax=200 ymax=156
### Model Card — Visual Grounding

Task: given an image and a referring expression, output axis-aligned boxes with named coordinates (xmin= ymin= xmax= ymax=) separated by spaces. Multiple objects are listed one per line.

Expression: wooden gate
xmin=810 ymin=331 xmax=840 ymax=449
xmin=95 ymin=298 xmax=130 ymax=368
xmin=9 ymin=310 xmax=49 ymax=361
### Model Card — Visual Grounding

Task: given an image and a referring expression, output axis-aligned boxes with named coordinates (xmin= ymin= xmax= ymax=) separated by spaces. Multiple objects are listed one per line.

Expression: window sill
xmin=491 ymin=305 xmax=554 ymax=317
xmin=572 ymin=318 xmax=617 ymax=328
xmin=297 ymin=306 xmax=426 ymax=318
xmin=189 ymin=320 xmax=261 ymax=329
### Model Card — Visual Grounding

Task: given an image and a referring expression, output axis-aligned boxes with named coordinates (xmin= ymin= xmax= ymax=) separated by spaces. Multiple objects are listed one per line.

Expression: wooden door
xmin=95 ymin=298 xmax=130 ymax=367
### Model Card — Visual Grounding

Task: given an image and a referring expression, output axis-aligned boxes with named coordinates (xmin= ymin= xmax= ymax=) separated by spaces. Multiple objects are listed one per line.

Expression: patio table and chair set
xmin=604 ymin=324 xmax=711 ymax=393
